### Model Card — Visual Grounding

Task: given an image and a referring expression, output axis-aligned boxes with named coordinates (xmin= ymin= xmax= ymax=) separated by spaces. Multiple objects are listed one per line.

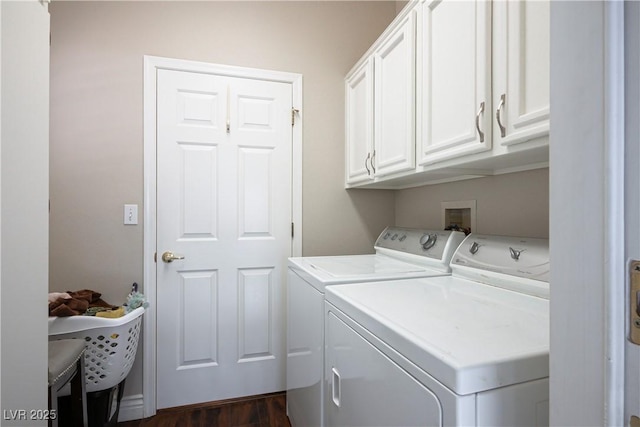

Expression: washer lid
xmin=308 ymin=255 xmax=428 ymax=277
xmin=289 ymin=254 xmax=450 ymax=292
xmin=325 ymin=277 xmax=549 ymax=396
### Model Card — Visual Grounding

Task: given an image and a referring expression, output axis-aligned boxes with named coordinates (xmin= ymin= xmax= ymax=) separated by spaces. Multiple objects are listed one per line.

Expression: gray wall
xmin=396 ymin=168 xmax=549 ymax=238
xmin=49 ymin=0 xmax=397 ymax=303
xmin=49 ymin=0 xmax=398 ymax=401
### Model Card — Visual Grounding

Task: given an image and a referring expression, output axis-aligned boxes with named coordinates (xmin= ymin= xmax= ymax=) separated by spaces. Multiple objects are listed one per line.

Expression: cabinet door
xmin=345 ymin=59 xmax=374 ymax=185
xmin=492 ymin=0 xmax=550 ymax=146
xmin=373 ymin=10 xmax=416 ymax=177
xmin=417 ymin=0 xmax=492 ymax=165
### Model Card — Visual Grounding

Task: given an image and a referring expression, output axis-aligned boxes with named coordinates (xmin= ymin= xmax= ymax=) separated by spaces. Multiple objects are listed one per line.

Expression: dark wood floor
xmin=118 ymin=392 xmax=291 ymax=427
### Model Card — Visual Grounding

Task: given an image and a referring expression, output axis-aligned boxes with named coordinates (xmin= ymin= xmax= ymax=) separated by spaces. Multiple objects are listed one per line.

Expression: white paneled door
xmin=156 ymin=69 xmax=293 ymax=408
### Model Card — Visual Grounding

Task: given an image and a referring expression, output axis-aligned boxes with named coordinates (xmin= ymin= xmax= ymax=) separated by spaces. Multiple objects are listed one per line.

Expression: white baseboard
xmin=118 ymin=394 xmax=145 ymax=422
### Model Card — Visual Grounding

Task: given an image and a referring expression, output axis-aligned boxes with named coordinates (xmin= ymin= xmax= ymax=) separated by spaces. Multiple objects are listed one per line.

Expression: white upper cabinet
xmin=492 ymin=0 xmax=550 ymax=147
xmin=373 ymin=11 xmax=416 ymax=177
xmin=417 ymin=0 xmax=492 ymax=166
xmin=345 ymin=58 xmax=374 ymax=185
xmin=345 ymin=0 xmax=549 ymax=189
xmin=345 ymin=9 xmax=416 ymax=186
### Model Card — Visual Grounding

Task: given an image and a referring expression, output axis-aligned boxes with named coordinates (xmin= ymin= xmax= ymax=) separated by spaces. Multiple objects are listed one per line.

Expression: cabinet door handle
xmin=365 ymin=153 xmax=371 ymax=176
xmin=371 ymin=150 xmax=376 ymax=174
xmin=496 ymin=93 xmax=506 ymax=137
xmin=476 ymin=102 xmax=485 ymax=143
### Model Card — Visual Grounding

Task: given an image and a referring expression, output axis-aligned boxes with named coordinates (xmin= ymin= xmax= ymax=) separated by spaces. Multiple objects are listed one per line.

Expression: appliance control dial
xmin=419 ymin=233 xmax=437 ymax=250
xmin=509 ymin=247 xmax=524 ymax=261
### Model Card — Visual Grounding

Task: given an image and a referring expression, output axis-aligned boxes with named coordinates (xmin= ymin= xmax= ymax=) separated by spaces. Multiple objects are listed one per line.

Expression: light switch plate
xmin=124 ymin=204 xmax=138 ymax=225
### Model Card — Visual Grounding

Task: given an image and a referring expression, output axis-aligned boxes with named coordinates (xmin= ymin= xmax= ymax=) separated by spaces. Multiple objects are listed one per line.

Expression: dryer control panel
xmin=451 ymin=234 xmax=550 ymax=291
xmin=374 ymin=227 xmax=465 ymax=261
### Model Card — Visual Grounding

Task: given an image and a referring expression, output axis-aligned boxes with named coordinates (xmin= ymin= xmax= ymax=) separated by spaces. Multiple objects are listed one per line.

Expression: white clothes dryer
xmin=286 ymin=227 xmax=466 ymax=427
xmin=324 ymin=234 xmax=550 ymax=426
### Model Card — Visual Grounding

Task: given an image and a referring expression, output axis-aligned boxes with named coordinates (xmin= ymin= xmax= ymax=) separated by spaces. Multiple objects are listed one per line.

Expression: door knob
xmin=162 ymin=251 xmax=184 ymax=263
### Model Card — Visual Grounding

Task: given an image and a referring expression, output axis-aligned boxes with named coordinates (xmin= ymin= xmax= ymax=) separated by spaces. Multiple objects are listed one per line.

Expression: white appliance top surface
xmin=325 ymin=276 xmax=549 ymax=395
xmin=303 ymin=255 xmax=431 ymax=277
xmin=288 ymin=254 xmax=449 ymax=290
xmin=288 ymin=227 xmax=466 ymax=290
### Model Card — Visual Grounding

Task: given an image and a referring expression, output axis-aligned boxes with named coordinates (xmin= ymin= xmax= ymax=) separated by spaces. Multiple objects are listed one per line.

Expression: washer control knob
xmin=509 ymin=247 xmax=524 ymax=261
xmin=420 ymin=233 xmax=437 ymax=250
xmin=399 ymin=235 xmax=407 ymax=242
xmin=383 ymin=232 xmax=391 ymax=240
xmin=469 ymin=241 xmax=480 ymax=255
xmin=391 ymin=233 xmax=398 ymax=240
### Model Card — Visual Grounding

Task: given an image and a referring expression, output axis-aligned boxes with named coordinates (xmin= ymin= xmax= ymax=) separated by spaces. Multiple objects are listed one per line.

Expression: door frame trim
xmin=142 ymin=55 xmax=303 ymax=416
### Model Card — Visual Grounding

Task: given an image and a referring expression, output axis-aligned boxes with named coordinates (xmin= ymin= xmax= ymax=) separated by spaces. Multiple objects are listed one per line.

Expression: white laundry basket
xmin=48 ymin=307 xmax=144 ymax=393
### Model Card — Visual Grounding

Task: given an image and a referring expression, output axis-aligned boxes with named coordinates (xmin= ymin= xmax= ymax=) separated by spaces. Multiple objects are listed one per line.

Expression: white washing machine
xmin=324 ymin=234 xmax=550 ymax=426
xmin=286 ymin=227 xmax=466 ymax=427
